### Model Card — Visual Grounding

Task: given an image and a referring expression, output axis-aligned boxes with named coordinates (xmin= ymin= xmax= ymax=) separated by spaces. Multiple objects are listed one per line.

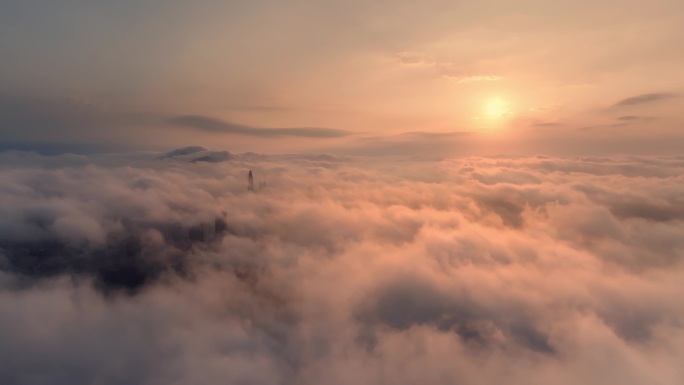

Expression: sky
xmin=1 ymin=0 xmax=684 ymax=155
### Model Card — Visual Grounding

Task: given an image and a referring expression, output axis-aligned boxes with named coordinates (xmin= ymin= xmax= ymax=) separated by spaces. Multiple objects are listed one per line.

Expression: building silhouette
xmin=188 ymin=212 xmax=228 ymax=244
xmin=248 ymin=170 xmax=254 ymax=192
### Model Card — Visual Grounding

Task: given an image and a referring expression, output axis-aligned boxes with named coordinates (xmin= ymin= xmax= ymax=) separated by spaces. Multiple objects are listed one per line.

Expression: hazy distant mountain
xmin=191 ymin=151 xmax=233 ymax=163
xmin=160 ymin=146 xmax=208 ymax=159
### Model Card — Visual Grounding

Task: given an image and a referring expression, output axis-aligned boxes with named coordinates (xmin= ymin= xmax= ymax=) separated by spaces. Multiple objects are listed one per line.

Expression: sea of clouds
xmin=1 ymin=148 xmax=683 ymax=385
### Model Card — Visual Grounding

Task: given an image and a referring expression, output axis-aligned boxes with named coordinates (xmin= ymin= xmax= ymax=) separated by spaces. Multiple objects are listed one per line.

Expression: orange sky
xmin=1 ymin=0 xmax=683 ymax=154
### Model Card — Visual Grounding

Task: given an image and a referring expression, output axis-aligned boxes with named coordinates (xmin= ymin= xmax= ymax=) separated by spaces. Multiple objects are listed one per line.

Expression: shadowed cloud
xmin=169 ymin=115 xmax=352 ymax=138
xmin=614 ymin=93 xmax=677 ymax=107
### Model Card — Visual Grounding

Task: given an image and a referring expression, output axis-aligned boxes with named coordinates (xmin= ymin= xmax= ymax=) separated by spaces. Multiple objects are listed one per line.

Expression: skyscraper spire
xmin=248 ymin=170 xmax=254 ymax=192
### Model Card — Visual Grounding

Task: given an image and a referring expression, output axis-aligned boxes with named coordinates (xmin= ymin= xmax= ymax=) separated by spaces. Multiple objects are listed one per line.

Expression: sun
xmin=484 ymin=98 xmax=509 ymax=119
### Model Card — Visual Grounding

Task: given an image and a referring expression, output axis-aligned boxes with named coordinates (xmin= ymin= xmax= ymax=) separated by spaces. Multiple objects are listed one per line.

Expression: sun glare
xmin=485 ymin=98 xmax=509 ymax=119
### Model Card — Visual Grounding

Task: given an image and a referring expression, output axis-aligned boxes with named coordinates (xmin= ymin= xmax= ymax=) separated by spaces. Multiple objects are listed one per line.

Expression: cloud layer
xmin=1 ymin=150 xmax=683 ymax=384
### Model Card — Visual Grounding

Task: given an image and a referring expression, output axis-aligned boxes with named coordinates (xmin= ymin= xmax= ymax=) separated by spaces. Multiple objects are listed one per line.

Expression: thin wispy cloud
xmin=617 ymin=115 xmax=655 ymax=121
xmin=168 ymin=115 xmax=352 ymax=138
xmin=533 ymin=122 xmax=564 ymax=127
xmin=443 ymin=74 xmax=503 ymax=83
xmin=614 ymin=92 xmax=677 ymax=107
xmin=394 ymin=52 xmax=502 ymax=84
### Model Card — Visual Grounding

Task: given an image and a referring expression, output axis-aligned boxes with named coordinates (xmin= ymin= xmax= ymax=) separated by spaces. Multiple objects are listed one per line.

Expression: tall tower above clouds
xmin=248 ymin=170 xmax=254 ymax=192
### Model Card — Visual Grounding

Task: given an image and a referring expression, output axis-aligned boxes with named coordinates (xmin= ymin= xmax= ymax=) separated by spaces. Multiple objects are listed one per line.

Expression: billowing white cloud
xmin=0 ymin=150 xmax=683 ymax=384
